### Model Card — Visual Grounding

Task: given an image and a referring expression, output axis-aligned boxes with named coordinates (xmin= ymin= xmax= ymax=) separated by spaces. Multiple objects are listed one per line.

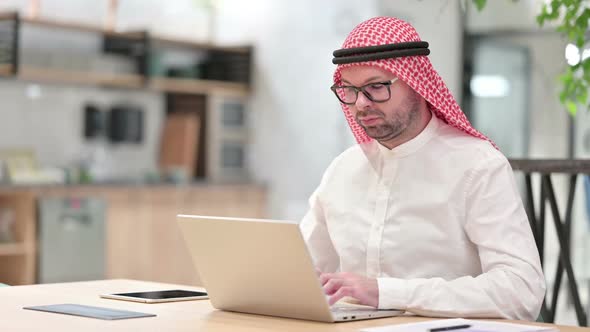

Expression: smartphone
xmin=100 ymin=289 xmax=208 ymax=303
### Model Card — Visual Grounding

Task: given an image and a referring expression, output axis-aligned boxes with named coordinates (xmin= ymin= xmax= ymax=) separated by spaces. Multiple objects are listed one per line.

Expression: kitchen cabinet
xmin=0 ymin=184 xmax=266 ymax=286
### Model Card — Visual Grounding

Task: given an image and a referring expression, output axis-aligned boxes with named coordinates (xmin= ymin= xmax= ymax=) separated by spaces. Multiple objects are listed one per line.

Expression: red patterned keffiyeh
xmin=333 ymin=17 xmax=494 ymax=147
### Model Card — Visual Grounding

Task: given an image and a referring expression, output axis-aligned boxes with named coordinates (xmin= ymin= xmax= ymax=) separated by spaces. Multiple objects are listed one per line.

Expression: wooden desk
xmin=0 ymin=279 xmax=586 ymax=331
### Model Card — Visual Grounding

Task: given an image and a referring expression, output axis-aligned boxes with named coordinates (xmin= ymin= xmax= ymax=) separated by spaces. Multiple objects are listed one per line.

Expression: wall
xmin=465 ymin=0 xmax=556 ymax=33
xmin=0 ymin=80 xmax=164 ymax=180
xmin=0 ymin=0 xmax=211 ymax=40
xmin=213 ymin=0 xmax=372 ymax=218
xmin=377 ymin=0 xmax=464 ymax=100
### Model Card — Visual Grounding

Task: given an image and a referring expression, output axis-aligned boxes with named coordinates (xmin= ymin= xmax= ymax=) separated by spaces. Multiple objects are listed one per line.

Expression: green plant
xmin=471 ymin=0 xmax=488 ymax=11
xmin=472 ymin=0 xmax=590 ymax=116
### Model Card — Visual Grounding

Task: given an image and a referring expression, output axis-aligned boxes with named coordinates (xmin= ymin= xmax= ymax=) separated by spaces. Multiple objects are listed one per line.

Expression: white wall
xmin=0 ymin=81 xmax=164 ymax=180
xmin=466 ymin=0 xmax=556 ymax=33
xmin=377 ymin=0 xmax=464 ymax=99
xmin=213 ymin=0 xmax=374 ymax=218
xmin=0 ymin=0 xmax=212 ymax=40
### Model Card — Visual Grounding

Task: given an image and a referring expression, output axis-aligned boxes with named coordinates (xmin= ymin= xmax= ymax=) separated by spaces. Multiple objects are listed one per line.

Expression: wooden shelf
xmin=22 ymin=16 xmax=108 ymax=34
xmin=22 ymin=16 xmax=144 ymax=39
xmin=2 ymin=65 xmax=249 ymax=95
xmin=150 ymin=77 xmax=249 ymax=96
xmin=0 ymin=64 xmax=14 ymax=76
xmin=0 ymin=12 xmax=17 ymax=21
xmin=0 ymin=12 xmax=247 ymax=52
xmin=0 ymin=11 xmax=138 ymax=38
xmin=0 ymin=243 xmax=28 ymax=256
xmin=0 ymin=12 xmax=252 ymax=94
xmin=0 ymin=193 xmax=36 ymax=284
xmin=151 ymin=37 xmax=250 ymax=54
xmin=18 ymin=66 xmax=144 ymax=89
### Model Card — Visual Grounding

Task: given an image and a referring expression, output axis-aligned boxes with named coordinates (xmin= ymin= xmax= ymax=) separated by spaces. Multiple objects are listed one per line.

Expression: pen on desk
xmin=428 ymin=324 xmax=472 ymax=332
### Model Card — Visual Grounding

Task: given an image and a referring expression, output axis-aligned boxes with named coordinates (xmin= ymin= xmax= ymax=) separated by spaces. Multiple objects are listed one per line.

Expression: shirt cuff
xmin=377 ymin=277 xmax=410 ymax=310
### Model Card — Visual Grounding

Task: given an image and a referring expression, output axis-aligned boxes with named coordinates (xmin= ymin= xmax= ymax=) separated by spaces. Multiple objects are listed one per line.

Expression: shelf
xmin=150 ymin=77 xmax=249 ymax=96
xmin=0 ymin=11 xmax=138 ymax=38
xmin=0 ymin=12 xmax=17 ymax=21
xmin=1 ymin=65 xmax=249 ymax=95
xmin=0 ymin=64 xmax=13 ymax=76
xmin=17 ymin=66 xmax=144 ymax=89
xmin=0 ymin=12 xmax=252 ymax=94
xmin=23 ymin=16 xmax=110 ymax=34
xmin=22 ymin=15 xmax=144 ymax=39
xmin=0 ymin=243 xmax=28 ymax=256
xmin=0 ymin=193 xmax=35 ymax=284
xmin=0 ymin=12 xmax=248 ymax=52
xmin=151 ymin=37 xmax=250 ymax=54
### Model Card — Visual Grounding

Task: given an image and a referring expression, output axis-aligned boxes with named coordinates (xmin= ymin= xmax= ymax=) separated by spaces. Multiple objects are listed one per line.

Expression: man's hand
xmin=319 ymin=272 xmax=379 ymax=307
xmin=315 ymin=268 xmax=322 ymax=277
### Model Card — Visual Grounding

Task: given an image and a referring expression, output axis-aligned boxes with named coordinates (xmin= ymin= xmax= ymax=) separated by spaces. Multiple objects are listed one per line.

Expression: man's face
xmin=339 ymin=66 xmax=423 ymax=143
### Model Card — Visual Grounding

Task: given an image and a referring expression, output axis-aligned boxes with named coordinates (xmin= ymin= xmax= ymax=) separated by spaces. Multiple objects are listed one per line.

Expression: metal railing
xmin=510 ymin=159 xmax=590 ymax=326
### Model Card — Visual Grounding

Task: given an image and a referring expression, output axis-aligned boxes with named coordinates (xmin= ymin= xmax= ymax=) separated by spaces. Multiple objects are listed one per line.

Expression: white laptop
xmin=177 ymin=214 xmax=404 ymax=322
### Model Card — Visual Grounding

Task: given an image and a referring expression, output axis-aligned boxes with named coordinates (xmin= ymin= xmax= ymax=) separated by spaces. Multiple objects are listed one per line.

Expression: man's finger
xmin=328 ymin=286 xmax=354 ymax=305
xmin=323 ymin=278 xmax=344 ymax=295
xmin=319 ymin=273 xmax=335 ymax=285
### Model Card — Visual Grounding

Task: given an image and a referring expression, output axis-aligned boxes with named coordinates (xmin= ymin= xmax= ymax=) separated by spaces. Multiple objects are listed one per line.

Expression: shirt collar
xmin=376 ymin=112 xmax=440 ymax=158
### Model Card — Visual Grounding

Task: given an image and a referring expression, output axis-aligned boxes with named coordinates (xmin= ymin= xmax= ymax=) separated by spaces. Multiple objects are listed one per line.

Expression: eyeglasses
xmin=330 ymin=78 xmax=399 ymax=105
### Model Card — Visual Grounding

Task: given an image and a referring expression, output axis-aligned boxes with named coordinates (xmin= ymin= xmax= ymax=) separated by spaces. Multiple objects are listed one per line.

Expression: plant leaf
xmin=472 ymin=0 xmax=487 ymax=11
xmin=577 ymin=88 xmax=588 ymax=105
xmin=566 ymin=100 xmax=578 ymax=116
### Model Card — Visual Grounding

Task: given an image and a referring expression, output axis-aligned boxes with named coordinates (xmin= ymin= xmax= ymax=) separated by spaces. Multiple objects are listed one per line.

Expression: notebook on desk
xmin=176 ymin=214 xmax=403 ymax=323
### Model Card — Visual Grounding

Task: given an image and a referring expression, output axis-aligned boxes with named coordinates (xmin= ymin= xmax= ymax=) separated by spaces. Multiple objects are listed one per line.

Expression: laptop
xmin=177 ymin=214 xmax=404 ymax=322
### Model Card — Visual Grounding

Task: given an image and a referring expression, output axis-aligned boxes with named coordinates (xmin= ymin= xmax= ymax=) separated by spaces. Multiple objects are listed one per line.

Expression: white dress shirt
xmin=300 ymin=114 xmax=546 ymax=320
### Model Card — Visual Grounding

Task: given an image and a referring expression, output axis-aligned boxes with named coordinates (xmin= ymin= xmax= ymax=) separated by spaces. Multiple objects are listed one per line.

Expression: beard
xmin=355 ymin=90 xmax=421 ymax=142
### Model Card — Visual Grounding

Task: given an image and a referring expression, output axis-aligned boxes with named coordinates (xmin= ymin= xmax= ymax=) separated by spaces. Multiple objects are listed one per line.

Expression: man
xmin=300 ymin=17 xmax=545 ymax=321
